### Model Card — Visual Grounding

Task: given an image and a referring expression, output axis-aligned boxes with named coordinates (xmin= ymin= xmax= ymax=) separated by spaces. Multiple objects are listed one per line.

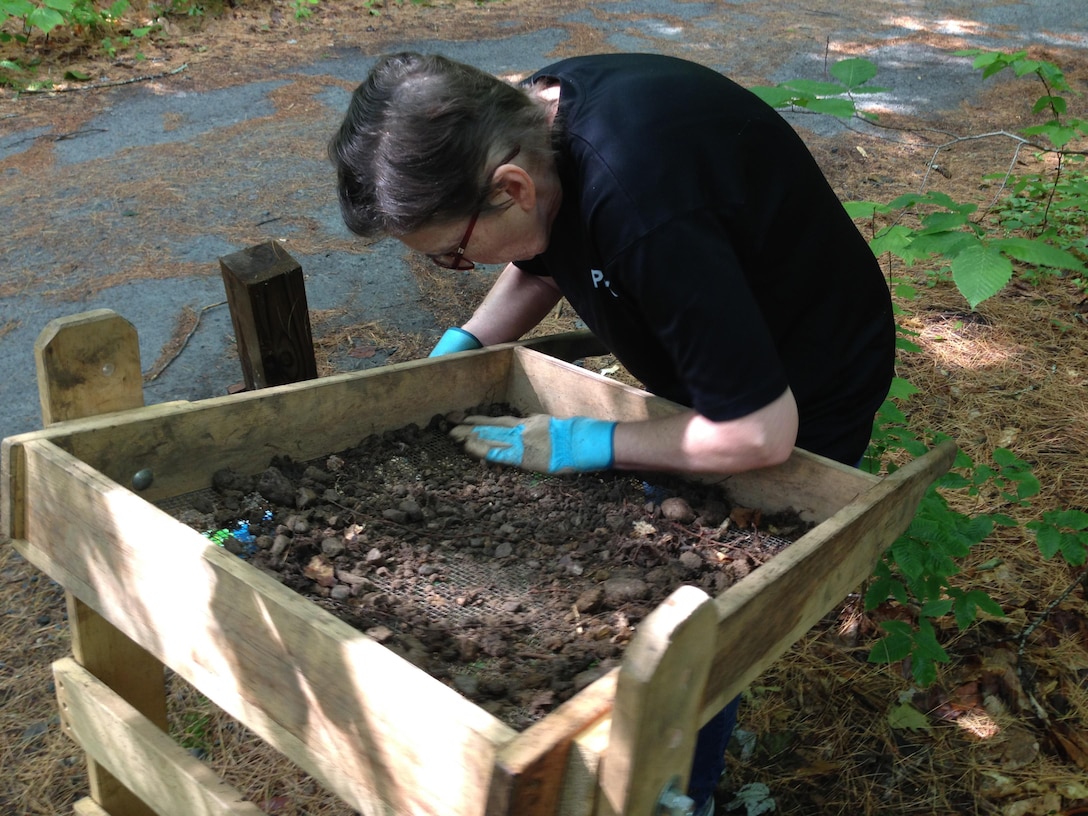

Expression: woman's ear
xmin=492 ymin=164 xmax=537 ymax=212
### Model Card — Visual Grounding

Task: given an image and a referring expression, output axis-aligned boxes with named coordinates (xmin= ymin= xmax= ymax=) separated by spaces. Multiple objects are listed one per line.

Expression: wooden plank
xmin=55 ymin=658 xmax=265 ymax=816
xmin=510 ymin=330 xmax=608 ymax=362
xmin=557 ymin=717 xmax=610 ymax=816
xmin=597 ymin=586 xmax=717 ymax=816
xmin=486 ymin=671 xmax=617 ymax=816
xmin=2 ymin=350 xmax=515 ymax=506
xmin=33 ymin=309 xmax=144 ymax=425
xmin=507 ymin=349 xmax=678 ymax=423
xmin=697 ymin=439 xmax=958 ymax=717
xmin=220 ymin=241 xmax=318 ymax=390
xmin=35 ymin=309 xmax=164 ymax=816
xmin=14 ymin=438 xmax=516 ymax=816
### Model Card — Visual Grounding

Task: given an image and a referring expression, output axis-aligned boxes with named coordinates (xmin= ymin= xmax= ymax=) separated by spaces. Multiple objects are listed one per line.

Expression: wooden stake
xmin=219 ymin=241 xmax=318 ymax=390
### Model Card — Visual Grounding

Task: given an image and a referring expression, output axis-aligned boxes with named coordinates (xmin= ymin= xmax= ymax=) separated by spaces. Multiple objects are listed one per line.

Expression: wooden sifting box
xmin=1 ymin=310 xmax=954 ymax=816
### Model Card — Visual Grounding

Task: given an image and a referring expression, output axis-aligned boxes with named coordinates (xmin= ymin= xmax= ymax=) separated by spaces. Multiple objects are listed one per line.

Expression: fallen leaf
xmin=888 ymin=701 xmax=931 ymax=732
xmin=1051 ymin=721 xmax=1088 ymax=771
xmin=730 ymin=506 xmax=762 ymax=528
xmin=349 ymin=344 xmax=377 ymax=358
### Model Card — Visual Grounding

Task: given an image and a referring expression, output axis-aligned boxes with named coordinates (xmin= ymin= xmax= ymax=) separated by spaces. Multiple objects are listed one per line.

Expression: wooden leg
xmin=35 ymin=310 xmax=168 ymax=816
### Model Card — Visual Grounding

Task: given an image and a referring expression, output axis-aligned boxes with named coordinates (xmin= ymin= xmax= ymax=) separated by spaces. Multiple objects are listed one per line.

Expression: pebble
xmin=602 ymin=577 xmax=650 ymax=606
xmin=330 ymin=585 xmax=351 ymax=601
xmin=452 ymin=674 xmax=479 ymax=696
xmin=295 ymin=487 xmax=318 ymax=509
xmin=271 ymin=535 xmax=291 ymax=558
xmin=679 ymin=551 xmax=704 ymax=571
xmin=661 ymin=497 xmax=696 ymax=523
xmin=574 ymin=586 xmax=604 ymax=614
xmin=321 ymin=537 xmax=345 ymax=558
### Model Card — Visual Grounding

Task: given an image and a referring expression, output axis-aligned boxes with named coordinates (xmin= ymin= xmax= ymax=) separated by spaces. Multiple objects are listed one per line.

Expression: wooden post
xmin=219 ymin=241 xmax=318 ymax=390
xmin=597 ymin=585 xmax=717 ymax=816
xmin=35 ymin=310 xmax=167 ymax=816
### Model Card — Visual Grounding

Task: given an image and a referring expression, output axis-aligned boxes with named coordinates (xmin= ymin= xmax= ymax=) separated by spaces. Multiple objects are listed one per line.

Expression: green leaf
xmin=781 ymin=78 xmax=846 ymax=97
xmin=1023 ymin=123 xmax=1080 ymax=149
xmin=887 ymin=702 xmax=931 ymax=732
xmin=844 ymin=200 xmax=880 ymax=219
xmin=914 ymin=619 xmax=949 ymax=663
xmin=909 ymin=230 xmax=979 ymax=259
xmin=1031 ymin=523 xmax=1063 ymax=559
xmin=26 ymin=5 xmax=64 ymax=33
xmin=920 ymin=598 xmax=954 ymax=618
xmin=918 ymin=210 xmax=972 ymax=233
xmin=868 ymin=630 xmax=912 ymax=663
xmin=870 ymin=224 xmax=915 ymax=259
xmin=64 ymin=68 xmax=91 ymax=80
xmin=1045 ymin=509 xmax=1088 ymax=530
xmin=951 ymin=244 xmax=1013 ymax=308
xmin=803 ymin=97 xmax=857 ymax=118
xmin=1032 ymin=95 xmax=1068 ymax=115
xmin=1 ymin=0 xmax=35 ymax=17
xmin=748 ymin=85 xmax=799 ymax=109
xmin=830 ymin=58 xmax=878 ymax=88
xmin=886 ymin=377 xmax=919 ymax=400
xmin=1060 ymin=532 xmax=1087 ymax=567
xmin=994 ymin=237 xmax=1086 ymax=272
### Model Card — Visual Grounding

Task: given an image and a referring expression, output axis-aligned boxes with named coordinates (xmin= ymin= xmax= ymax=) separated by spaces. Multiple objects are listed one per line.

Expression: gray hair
xmin=329 ymin=52 xmax=551 ymax=238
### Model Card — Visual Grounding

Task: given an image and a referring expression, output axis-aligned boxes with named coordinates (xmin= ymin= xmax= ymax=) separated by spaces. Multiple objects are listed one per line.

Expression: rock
xmin=366 ymin=625 xmax=394 ymax=643
xmin=679 ymin=550 xmax=704 ymax=571
xmin=270 ymin=534 xmax=291 ymax=558
xmin=494 ymin=541 xmax=514 ymax=558
xmin=303 ymin=465 xmax=330 ymax=485
xmin=382 ymin=508 xmax=408 ymax=524
xmin=457 ymin=636 xmax=481 ymax=662
xmin=575 ymin=585 xmax=605 ymax=614
xmin=398 ymin=499 xmax=423 ymax=521
xmin=321 ymin=537 xmax=345 ymax=558
xmin=603 ymin=577 xmax=650 ymax=606
xmin=212 ymin=467 xmax=251 ymax=493
xmin=330 ymin=584 xmax=351 ymax=601
xmin=295 ymin=487 xmax=318 ymax=509
xmin=256 ymin=467 xmax=295 ymax=506
xmin=661 ymin=497 xmax=695 ymax=523
xmin=452 ymin=674 xmax=479 ymax=696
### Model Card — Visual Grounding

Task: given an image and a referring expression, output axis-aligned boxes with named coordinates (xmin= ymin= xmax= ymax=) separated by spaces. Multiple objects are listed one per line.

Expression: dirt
xmin=171 ymin=407 xmax=807 ymax=731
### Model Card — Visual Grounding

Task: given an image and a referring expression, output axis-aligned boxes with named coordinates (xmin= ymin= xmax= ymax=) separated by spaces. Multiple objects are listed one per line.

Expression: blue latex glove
xmin=450 ymin=415 xmax=616 ymax=474
xmin=428 ymin=327 xmax=482 ymax=357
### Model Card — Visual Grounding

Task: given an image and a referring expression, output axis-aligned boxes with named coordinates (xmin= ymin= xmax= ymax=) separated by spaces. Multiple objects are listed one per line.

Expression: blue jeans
xmin=687 ymin=695 xmax=741 ymax=806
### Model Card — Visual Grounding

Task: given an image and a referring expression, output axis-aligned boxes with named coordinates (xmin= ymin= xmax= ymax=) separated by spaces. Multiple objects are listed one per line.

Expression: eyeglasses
xmin=428 ymin=145 xmax=521 ymax=270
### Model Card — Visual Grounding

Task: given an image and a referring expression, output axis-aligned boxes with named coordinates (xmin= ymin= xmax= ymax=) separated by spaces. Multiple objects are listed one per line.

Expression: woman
xmin=330 ymin=51 xmax=895 ymax=813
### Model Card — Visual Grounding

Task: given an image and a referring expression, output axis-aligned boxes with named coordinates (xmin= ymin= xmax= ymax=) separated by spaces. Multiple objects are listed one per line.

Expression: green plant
xmin=1027 ymin=509 xmax=1088 ymax=567
xmin=293 ymin=0 xmax=319 ymax=19
xmin=757 ymin=53 xmax=1088 ymax=309
xmin=749 ymin=57 xmax=886 ymax=119
xmin=1 ymin=0 xmax=129 ymax=41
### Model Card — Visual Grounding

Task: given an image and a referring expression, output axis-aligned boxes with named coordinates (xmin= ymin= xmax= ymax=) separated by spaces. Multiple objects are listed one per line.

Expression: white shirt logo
xmin=591 ymin=269 xmax=619 ymax=298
